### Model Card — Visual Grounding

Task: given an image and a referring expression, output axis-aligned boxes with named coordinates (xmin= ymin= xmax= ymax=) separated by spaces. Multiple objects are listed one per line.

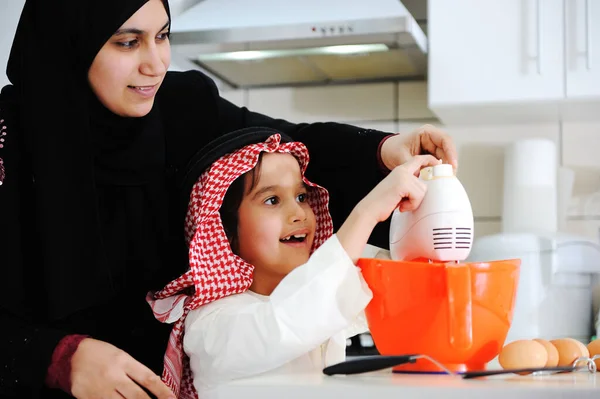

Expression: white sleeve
xmin=183 ymin=234 xmax=373 ymax=383
xmin=344 ymin=310 xmax=370 ymax=338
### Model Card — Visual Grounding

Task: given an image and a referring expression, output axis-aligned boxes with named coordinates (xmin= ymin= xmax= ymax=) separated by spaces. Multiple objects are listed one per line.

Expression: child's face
xmin=237 ymin=152 xmax=316 ymax=291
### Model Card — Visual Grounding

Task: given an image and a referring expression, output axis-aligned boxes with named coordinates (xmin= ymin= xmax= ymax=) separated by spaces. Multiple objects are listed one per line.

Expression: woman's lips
xmin=128 ymin=84 xmax=158 ymax=98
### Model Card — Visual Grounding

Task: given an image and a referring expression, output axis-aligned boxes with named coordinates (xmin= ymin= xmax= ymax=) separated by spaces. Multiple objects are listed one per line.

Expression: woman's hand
xmin=380 ymin=124 xmax=458 ymax=172
xmin=71 ymin=338 xmax=175 ymax=399
xmin=337 ymin=155 xmax=439 ymax=262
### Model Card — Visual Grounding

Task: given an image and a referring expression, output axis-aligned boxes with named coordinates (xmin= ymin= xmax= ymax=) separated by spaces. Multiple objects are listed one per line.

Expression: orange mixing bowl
xmin=357 ymin=258 xmax=520 ymax=373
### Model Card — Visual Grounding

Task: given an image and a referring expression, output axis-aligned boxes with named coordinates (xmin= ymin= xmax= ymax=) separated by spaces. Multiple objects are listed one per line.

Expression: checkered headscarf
xmin=147 ymin=133 xmax=333 ymax=398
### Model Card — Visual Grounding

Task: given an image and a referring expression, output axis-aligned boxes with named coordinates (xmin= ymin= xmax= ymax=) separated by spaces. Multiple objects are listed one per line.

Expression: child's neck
xmin=249 ymin=273 xmax=284 ymax=296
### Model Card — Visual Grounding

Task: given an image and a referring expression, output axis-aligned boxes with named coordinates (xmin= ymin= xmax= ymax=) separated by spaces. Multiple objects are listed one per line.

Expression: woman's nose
xmin=140 ymin=45 xmax=167 ymax=76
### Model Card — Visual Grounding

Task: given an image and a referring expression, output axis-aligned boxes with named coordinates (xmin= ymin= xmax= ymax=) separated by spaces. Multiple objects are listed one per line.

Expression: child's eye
xmin=297 ymin=193 xmax=308 ymax=203
xmin=264 ymin=197 xmax=279 ymax=205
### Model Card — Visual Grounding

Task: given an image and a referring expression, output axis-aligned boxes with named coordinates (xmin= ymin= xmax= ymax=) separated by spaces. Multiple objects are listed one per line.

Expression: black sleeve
xmin=0 ymin=90 xmax=69 ymax=398
xmin=0 ymin=312 xmax=67 ymax=398
xmin=211 ymin=77 xmax=393 ymax=249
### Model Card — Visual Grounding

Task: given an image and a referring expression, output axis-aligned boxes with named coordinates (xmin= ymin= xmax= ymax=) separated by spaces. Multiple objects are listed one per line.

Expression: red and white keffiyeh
xmin=147 ymin=133 xmax=333 ymax=398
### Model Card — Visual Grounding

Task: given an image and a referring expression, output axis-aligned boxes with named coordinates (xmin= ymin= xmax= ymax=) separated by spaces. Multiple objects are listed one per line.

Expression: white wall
xmin=0 ymin=0 xmax=25 ymax=88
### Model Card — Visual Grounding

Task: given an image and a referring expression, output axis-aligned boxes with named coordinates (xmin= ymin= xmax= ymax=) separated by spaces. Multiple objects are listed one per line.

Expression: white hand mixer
xmin=389 ymin=163 xmax=474 ymax=262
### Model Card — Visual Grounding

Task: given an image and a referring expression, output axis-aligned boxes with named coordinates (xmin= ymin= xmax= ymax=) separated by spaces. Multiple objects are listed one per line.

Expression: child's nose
xmin=289 ymin=202 xmax=307 ymax=223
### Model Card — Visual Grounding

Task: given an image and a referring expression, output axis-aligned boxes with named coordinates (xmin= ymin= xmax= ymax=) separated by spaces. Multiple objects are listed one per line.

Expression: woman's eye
xmin=297 ymin=193 xmax=307 ymax=202
xmin=264 ymin=197 xmax=279 ymax=205
xmin=116 ymin=39 xmax=138 ymax=49
xmin=157 ymin=32 xmax=170 ymax=41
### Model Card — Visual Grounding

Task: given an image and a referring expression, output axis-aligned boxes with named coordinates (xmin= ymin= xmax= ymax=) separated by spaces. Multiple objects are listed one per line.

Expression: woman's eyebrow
xmin=114 ymin=21 xmax=170 ymax=36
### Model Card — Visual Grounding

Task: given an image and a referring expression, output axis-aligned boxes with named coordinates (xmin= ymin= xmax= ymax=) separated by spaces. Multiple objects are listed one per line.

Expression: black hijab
xmin=5 ymin=0 xmax=172 ymax=320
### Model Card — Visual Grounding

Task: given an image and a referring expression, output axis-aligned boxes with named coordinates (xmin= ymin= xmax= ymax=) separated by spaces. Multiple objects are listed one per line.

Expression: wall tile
xmin=220 ymin=89 xmax=246 ymax=108
xmin=397 ymin=82 xmax=437 ymax=120
xmin=562 ymin=123 xmax=600 ymax=217
xmin=397 ymin=122 xmax=431 ymax=134
xmin=361 ymin=244 xmax=386 ymax=258
xmin=473 ymin=220 xmax=502 ymax=239
xmin=352 ymin=121 xmax=397 ymax=134
xmin=563 ymin=123 xmax=600 ymax=168
xmin=440 ymin=124 xmax=559 ymax=218
xmin=564 ymin=219 xmax=600 ymax=243
xmin=247 ymin=83 xmax=395 ymax=124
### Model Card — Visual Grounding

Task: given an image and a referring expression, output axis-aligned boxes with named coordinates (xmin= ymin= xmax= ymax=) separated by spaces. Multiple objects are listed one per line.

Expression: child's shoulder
xmin=209 ymin=290 xmax=268 ymax=308
xmin=186 ymin=291 xmax=268 ymax=325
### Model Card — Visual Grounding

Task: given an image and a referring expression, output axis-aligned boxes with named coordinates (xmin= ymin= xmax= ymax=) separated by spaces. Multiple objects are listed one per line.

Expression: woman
xmin=0 ymin=1 xmax=458 ymax=398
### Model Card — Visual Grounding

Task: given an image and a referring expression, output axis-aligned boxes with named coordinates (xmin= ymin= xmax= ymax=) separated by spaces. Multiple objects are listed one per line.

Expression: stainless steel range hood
xmin=169 ymin=0 xmax=428 ymax=88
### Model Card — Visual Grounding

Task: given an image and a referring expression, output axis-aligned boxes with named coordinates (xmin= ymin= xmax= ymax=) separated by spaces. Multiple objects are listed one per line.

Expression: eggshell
xmin=587 ymin=338 xmax=600 ymax=369
xmin=566 ymin=338 xmax=590 ymax=357
xmin=499 ymin=340 xmax=548 ymax=372
xmin=533 ymin=339 xmax=559 ymax=367
xmin=550 ymin=338 xmax=586 ymax=366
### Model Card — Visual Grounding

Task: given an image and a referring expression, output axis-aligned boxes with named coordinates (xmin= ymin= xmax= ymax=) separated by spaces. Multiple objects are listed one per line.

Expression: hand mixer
xmin=389 ymin=163 xmax=474 ymax=262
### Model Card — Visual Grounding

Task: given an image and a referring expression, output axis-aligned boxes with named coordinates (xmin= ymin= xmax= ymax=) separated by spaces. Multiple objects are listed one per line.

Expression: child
xmin=147 ymin=129 xmax=439 ymax=399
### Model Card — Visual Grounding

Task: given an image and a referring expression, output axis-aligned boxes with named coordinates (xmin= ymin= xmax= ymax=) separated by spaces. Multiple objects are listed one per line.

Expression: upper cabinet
xmin=428 ymin=0 xmax=600 ymax=125
xmin=563 ymin=0 xmax=600 ymax=119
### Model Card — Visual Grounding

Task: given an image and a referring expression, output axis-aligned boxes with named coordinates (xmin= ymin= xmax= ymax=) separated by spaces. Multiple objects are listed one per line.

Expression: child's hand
xmin=336 ymin=155 xmax=439 ymax=262
xmin=358 ymin=154 xmax=440 ymax=224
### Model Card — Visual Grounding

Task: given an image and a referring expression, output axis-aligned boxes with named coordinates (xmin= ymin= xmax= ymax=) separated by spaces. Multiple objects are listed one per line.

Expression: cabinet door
xmin=565 ymin=0 xmax=600 ymax=99
xmin=428 ymin=0 xmax=564 ymax=123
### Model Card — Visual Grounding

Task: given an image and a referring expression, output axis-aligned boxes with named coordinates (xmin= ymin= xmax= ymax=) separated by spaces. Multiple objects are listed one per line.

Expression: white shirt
xmin=183 ymin=234 xmax=373 ymax=399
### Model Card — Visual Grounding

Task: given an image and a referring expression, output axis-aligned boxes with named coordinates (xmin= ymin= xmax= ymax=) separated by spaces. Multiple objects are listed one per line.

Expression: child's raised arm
xmin=337 ymin=155 xmax=440 ymax=263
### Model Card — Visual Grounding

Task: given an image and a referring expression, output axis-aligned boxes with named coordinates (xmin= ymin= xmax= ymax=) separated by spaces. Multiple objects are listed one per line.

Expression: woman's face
xmin=88 ymin=0 xmax=171 ymax=117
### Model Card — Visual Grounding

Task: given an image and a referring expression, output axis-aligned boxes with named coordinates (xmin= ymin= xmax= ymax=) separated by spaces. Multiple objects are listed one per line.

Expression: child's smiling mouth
xmin=280 ymin=233 xmax=307 ymax=243
xmin=279 ymin=228 xmax=311 ymax=246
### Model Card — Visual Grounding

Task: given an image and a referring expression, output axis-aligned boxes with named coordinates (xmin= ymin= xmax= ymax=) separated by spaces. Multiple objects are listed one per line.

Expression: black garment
xmin=6 ymin=0 xmax=172 ymax=322
xmin=0 ymin=2 xmax=392 ymax=398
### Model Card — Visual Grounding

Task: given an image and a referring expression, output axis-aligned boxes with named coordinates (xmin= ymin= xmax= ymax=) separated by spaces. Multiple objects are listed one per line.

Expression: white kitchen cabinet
xmin=428 ymin=0 xmax=600 ymax=125
xmin=428 ymin=0 xmax=564 ymax=124
xmin=563 ymin=0 xmax=600 ymax=121
xmin=565 ymin=0 xmax=600 ymax=98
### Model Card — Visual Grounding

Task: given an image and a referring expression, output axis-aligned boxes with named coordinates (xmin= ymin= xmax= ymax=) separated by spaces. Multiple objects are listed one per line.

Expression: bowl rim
xmin=356 ymin=257 xmax=521 ymax=271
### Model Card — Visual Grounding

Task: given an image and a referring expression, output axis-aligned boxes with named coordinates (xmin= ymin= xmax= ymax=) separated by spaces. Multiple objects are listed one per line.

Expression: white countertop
xmin=216 ymin=369 xmax=599 ymax=398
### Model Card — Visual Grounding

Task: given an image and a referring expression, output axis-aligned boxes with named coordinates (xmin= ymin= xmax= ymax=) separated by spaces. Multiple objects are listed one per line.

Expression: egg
xmin=550 ymin=338 xmax=587 ymax=366
xmin=587 ymin=338 xmax=600 ymax=369
xmin=566 ymin=338 xmax=590 ymax=358
xmin=533 ymin=338 xmax=559 ymax=367
xmin=499 ymin=340 xmax=548 ymax=372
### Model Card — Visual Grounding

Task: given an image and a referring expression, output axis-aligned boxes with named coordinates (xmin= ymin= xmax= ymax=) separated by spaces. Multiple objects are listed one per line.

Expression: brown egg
xmin=499 ymin=340 xmax=548 ymax=372
xmin=587 ymin=338 xmax=600 ymax=369
xmin=566 ymin=338 xmax=590 ymax=358
xmin=550 ymin=338 xmax=586 ymax=366
xmin=533 ymin=339 xmax=559 ymax=367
